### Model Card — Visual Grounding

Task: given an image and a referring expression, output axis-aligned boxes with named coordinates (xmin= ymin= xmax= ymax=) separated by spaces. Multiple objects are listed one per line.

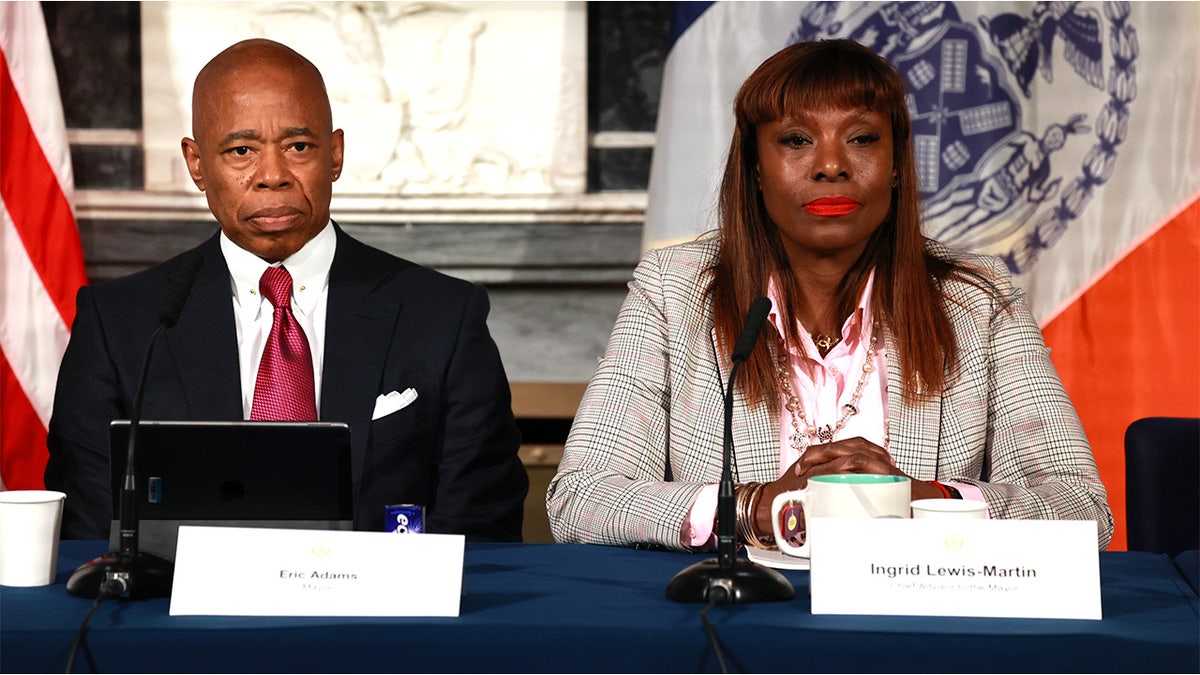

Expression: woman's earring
xmin=891 ymin=177 xmax=899 ymax=189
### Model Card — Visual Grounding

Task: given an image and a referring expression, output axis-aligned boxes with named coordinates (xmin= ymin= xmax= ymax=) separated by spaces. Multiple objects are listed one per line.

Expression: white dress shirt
xmin=220 ymin=222 xmax=335 ymax=419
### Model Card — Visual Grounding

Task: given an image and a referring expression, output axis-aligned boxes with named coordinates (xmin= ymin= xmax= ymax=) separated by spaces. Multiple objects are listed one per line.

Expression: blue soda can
xmin=385 ymin=504 xmax=425 ymax=534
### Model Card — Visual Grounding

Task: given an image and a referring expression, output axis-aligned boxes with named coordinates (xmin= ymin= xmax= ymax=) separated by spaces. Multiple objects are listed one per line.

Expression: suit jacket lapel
xmin=320 ymin=227 xmax=402 ymax=496
xmin=164 ymin=236 xmax=242 ymax=420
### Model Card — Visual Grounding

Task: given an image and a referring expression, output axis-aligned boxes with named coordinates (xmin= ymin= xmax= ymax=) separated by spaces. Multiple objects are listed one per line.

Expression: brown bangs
xmin=735 ymin=39 xmax=909 ymax=150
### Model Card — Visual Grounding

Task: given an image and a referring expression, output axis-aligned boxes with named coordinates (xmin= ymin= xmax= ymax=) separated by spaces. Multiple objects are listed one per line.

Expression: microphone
xmin=667 ymin=296 xmax=794 ymax=603
xmin=731 ymin=296 xmax=772 ymax=362
xmin=67 ymin=250 xmax=204 ymax=600
xmin=717 ymin=296 xmax=771 ymax=568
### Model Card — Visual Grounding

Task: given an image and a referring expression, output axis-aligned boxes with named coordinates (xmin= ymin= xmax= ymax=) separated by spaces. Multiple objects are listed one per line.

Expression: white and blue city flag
xmin=643 ymin=1 xmax=1200 ymax=551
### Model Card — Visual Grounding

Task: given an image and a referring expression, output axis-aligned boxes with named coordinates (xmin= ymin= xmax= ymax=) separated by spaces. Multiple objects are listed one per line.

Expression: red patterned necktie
xmin=250 ymin=266 xmax=317 ymax=421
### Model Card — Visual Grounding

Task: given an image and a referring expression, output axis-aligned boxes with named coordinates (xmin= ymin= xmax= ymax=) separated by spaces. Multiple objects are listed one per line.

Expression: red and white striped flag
xmin=0 ymin=3 xmax=88 ymax=490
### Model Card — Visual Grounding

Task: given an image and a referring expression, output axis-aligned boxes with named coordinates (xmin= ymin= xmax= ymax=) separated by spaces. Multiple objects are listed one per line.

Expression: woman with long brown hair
xmin=548 ymin=39 xmax=1112 ymax=551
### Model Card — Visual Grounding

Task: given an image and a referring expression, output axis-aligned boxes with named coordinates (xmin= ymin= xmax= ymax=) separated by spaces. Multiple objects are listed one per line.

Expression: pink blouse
xmin=682 ymin=272 xmax=983 ymax=548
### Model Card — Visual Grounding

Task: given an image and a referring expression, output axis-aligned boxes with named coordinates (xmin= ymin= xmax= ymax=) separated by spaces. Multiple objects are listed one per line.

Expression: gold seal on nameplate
xmin=943 ymin=533 xmax=965 ymax=551
xmin=311 ymin=542 xmax=331 ymax=558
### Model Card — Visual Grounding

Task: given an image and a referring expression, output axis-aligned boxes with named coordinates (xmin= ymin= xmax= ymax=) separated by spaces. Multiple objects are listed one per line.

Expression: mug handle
xmin=771 ymin=489 xmax=811 ymax=558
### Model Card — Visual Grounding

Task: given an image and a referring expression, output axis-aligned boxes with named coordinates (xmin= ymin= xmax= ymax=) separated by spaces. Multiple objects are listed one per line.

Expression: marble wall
xmin=40 ymin=1 xmax=672 ymax=385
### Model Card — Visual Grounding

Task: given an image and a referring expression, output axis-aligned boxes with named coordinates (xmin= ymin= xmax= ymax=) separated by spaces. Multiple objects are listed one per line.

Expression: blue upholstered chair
xmin=1124 ymin=417 xmax=1200 ymax=556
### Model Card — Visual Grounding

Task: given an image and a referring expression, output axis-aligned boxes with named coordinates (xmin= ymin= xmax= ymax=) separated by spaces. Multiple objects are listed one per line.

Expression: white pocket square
xmin=372 ymin=388 xmax=418 ymax=420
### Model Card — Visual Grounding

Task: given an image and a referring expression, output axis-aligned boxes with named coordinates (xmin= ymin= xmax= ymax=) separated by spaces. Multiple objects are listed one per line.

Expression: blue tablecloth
xmin=2 ymin=541 xmax=1197 ymax=673
xmin=1176 ymin=550 xmax=1199 ymax=595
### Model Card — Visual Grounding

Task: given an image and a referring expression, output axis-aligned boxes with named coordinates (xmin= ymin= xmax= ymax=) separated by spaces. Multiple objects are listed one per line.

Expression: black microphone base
xmin=66 ymin=551 xmax=174 ymax=600
xmin=666 ymin=557 xmax=795 ymax=604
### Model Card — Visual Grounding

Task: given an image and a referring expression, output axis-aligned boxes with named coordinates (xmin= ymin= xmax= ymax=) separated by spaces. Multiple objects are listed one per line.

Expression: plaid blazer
xmin=547 ymin=237 xmax=1113 ymax=550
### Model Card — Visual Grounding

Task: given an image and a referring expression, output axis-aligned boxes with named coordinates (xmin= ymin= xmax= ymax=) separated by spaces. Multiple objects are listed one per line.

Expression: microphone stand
xmin=66 ymin=251 xmax=203 ymax=600
xmin=66 ymin=323 xmax=175 ymax=600
xmin=667 ymin=298 xmax=794 ymax=604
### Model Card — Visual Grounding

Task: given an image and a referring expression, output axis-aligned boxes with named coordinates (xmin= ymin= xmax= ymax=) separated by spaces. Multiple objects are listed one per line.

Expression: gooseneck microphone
xmin=67 ymin=251 xmax=204 ymax=600
xmin=667 ymin=296 xmax=794 ymax=603
xmin=718 ymin=296 xmax=773 ymax=569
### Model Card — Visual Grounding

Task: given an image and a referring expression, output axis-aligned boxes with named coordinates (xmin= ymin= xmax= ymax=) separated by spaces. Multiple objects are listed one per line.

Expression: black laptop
xmin=108 ymin=420 xmax=353 ymax=559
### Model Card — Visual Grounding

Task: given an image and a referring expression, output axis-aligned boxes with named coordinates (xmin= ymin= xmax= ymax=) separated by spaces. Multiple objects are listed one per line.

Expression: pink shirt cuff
xmin=945 ymin=481 xmax=989 ymax=516
xmin=682 ymin=483 xmax=720 ymax=548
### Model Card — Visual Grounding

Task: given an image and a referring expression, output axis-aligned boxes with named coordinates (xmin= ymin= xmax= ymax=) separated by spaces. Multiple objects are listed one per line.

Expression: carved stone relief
xmin=141 ymin=1 xmax=586 ymax=196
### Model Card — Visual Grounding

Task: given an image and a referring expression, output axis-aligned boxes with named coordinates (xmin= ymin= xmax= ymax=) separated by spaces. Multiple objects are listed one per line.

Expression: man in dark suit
xmin=44 ymin=39 xmax=528 ymax=541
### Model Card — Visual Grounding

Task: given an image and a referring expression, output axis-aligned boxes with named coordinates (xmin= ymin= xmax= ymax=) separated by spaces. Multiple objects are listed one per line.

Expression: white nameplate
xmin=808 ymin=518 xmax=1101 ymax=620
xmin=169 ymin=525 xmax=464 ymax=617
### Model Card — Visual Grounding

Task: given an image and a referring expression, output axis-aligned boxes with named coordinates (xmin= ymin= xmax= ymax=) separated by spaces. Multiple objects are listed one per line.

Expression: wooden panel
xmin=518 ymin=444 xmax=565 ymax=468
xmin=523 ymin=464 xmax=558 ymax=544
xmin=512 ymin=383 xmax=583 ymax=543
xmin=510 ymin=382 xmax=588 ymax=419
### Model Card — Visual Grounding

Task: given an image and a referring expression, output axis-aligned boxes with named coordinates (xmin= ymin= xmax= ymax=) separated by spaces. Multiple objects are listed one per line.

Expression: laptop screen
xmin=108 ymin=420 xmax=353 ymax=523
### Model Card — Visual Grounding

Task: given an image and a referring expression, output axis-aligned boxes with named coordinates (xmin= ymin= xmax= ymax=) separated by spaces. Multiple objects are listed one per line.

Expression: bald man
xmin=45 ymin=39 xmax=528 ymax=542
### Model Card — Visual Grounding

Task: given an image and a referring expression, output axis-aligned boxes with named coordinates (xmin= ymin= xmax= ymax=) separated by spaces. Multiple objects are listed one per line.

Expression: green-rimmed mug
xmin=771 ymin=474 xmax=910 ymax=558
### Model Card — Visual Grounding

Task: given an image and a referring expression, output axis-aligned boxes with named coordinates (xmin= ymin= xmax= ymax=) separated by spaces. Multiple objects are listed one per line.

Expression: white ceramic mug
xmin=771 ymin=474 xmax=911 ymax=558
xmin=0 ymin=490 xmax=66 ymax=587
xmin=911 ymin=498 xmax=987 ymax=520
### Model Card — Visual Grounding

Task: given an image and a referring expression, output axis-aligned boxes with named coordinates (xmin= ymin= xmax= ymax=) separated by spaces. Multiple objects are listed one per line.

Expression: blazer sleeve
xmin=547 ymin=248 xmax=709 ymax=550
xmin=948 ymin=255 xmax=1114 ymax=548
xmin=427 ymin=284 xmax=528 ymax=542
xmin=45 ymin=286 xmax=126 ymax=540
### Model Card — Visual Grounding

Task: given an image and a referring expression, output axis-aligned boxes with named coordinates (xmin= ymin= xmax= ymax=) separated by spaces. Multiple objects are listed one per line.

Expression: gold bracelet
xmin=734 ymin=482 xmax=758 ymax=547
xmin=743 ymin=482 xmax=775 ymax=550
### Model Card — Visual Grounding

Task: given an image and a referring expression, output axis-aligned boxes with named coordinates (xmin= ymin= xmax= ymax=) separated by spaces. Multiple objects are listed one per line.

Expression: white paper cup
xmin=911 ymin=498 xmax=987 ymax=520
xmin=0 ymin=490 xmax=66 ymax=587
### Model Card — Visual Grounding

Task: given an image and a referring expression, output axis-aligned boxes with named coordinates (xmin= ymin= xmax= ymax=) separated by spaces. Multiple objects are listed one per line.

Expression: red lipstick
xmin=805 ymin=197 xmax=860 ymax=217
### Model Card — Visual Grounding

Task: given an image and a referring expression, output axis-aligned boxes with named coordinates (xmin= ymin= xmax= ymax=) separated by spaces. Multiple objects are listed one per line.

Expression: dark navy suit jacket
xmin=45 ymin=224 xmax=528 ymax=541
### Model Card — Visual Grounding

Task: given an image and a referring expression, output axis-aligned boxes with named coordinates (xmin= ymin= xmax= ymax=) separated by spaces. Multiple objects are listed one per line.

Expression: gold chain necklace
xmin=774 ymin=329 xmax=877 ymax=453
